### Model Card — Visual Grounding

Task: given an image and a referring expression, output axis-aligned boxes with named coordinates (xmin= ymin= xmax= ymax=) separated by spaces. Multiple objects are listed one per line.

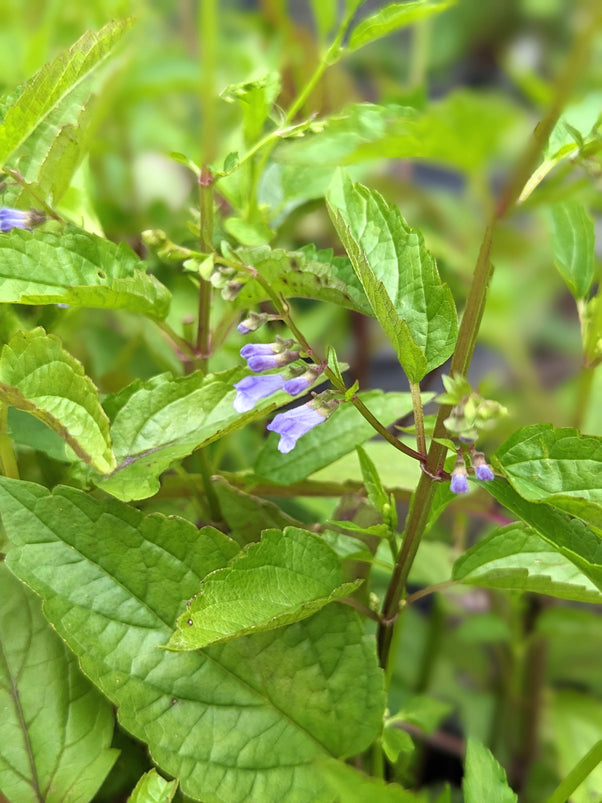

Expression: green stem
xmin=196 ymin=166 xmax=214 ymax=370
xmin=0 ymin=404 xmax=19 ymax=479
xmin=198 ymin=0 xmax=217 ymax=165
xmin=546 ymin=740 xmax=602 ymax=803
xmin=376 ymin=16 xmax=597 ymax=671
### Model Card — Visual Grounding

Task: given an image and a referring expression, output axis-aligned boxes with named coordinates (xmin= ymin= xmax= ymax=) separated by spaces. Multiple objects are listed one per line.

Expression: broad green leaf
xmin=0 ymin=229 xmax=171 ymax=318
xmin=254 ymin=390 xmax=417 ymax=484
xmin=0 ymin=20 xmax=131 ymax=166
xmin=0 ymin=476 xmax=385 ymax=803
xmin=212 ymin=476 xmax=305 ymax=546
xmin=0 ymin=563 xmax=118 ymax=803
xmin=327 ymin=171 xmax=457 ymax=380
xmin=128 ymin=769 xmax=178 ymax=803
xmin=100 ymin=367 xmax=304 ymax=501
xmin=231 ymin=244 xmax=371 ymax=315
xmin=495 ymin=424 xmax=602 ymax=534
xmin=463 ymin=738 xmax=517 ymax=803
xmin=169 ymin=527 xmax=361 ymax=650
xmin=348 ymin=1 xmax=454 ymax=52
xmin=0 ymin=328 xmax=114 ymax=473
xmin=453 ymin=523 xmax=602 ymax=604
xmin=317 ymin=758 xmax=418 ymax=802
xmin=548 ymin=202 xmax=596 ymax=299
xmin=484 ymin=479 xmax=602 ymax=596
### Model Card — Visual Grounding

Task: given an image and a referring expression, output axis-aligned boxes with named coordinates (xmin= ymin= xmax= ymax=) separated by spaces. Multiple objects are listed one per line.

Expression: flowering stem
xmin=377 ymin=15 xmax=597 ymax=672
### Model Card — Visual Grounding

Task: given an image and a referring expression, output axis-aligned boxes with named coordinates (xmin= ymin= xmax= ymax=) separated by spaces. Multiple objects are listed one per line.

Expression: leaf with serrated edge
xmin=169 ymin=527 xmax=361 ymax=650
xmin=0 ymin=564 xmax=119 ymax=803
xmin=0 ymin=478 xmax=385 ymax=803
xmin=100 ymin=367 xmax=305 ymax=501
xmin=0 ymin=20 xmax=131 ymax=166
xmin=127 ymin=769 xmax=178 ymax=803
xmin=0 ymin=328 xmax=115 ymax=472
xmin=453 ymin=523 xmax=602 ymax=604
xmin=327 ymin=171 xmax=457 ymax=379
xmin=463 ymin=738 xmax=517 ymax=803
xmin=0 ymin=229 xmax=171 ymax=318
xmin=495 ymin=424 xmax=602 ymax=534
xmin=317 ymin=757 xmax=418 ymax=802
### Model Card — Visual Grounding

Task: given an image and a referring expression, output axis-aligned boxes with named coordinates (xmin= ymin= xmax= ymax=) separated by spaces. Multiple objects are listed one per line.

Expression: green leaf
xmin=0 ymin=563 xmax=118 ymax=803
xmin=0 ymin=20 xmax=131 ymax=167
xmin=484 ymin=479 xmax=602 ymax=596
xmin=327 ymin=170 xmax=457 ymax=380
xmin=463 ymin=738 xmax=517 ymax=803
xmin=100 ymin=367 xmax=302 ymax=501
xmin=453 ymin=523 xmax=602 ymax=604
xmin=388 ymin=695 xmax=453 ymax=735
xmin=357 ymin=445 xmax=390 ymax=515
xmin=212 ymin=476 xmax=305 ymax=546
xmin=169 ymin=527 xmax=361 ymax=650
xmin=310 ymin=0 xmax=338 ymax=41
xmin=0 ymin=328 xmax=115 ymax=473
xmin=548 ymin=202 xmax=596 ymax=299
xmin=495 ymin=424 xmax=602 ymax=534
xmin=254 ymin=390 xmax=417 ymax=484
xmin=231 ymin=244 xmax=371 ymax=315
xmin=0 ymin=229 xmax=171 ymax=318
xmin=317 ymin=758 xmax=419 ymax=802
xmin=549 ymin=691 xmax=602 ymax=803
xmin=0 ymin=476 xmax=385 ymax=803
xmin=348 ymin=1 xmax=454 ymax=52
xmin=127 ymin=769 xmax=178 ymax=803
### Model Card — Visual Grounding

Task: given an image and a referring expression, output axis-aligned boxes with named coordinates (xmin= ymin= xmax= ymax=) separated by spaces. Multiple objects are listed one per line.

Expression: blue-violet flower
xmin=284 ymin=366 xmax=323 ymax=396
xmin=450 ymin=455 xmax=469 ymax=494
xmin=471 ymin=450 xmax=494 ymax=481
xmin=233 ymin=374 xmax=285 ymax=413
xmin=267 ymin=403 xmax=326 ymax=453
xmin=240 ymin=342 xmax=299 ymax=372
xmin=0 ymin=207 xmax=31 ymax=232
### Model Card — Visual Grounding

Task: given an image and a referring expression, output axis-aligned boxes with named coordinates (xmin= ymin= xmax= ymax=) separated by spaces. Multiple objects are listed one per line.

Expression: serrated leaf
xmin=169 ymin=527 xmax=361 ymax=650
xmin=100 ymin=367 xmax=302 ymax=501
xmin=0 ymin=477 xmax=385 ymax=803
xmin=254 ymin=390 xmax=418 ymax=484
xmin=0 ymin=229 xmax=171 ymax=318
xmin=0 ymin=20 xmax=131 ymax=167
xmin=327 ymin=171 xmax=457 ymax=380
xmin=127 ymin=769 xmax=178 ymax=803
xmin=231 ymin=244 xmax=371 ymax=315
xmin=317 ymin=757 xmax=419 ymax=802
xmin=0 ymin=328 xmax=115 ymax=472
xmin=463 ymin=738 xmax=517 ymax=803
xmin=548 ymin=201 xmax=596 ymax=299
xmin=0 ymin=563 xmax=118 ymax=803
xmin=348 ymin=1 xmax=454 ymax=52
xmin=484 ymin=478 xmax=602 ymax=596
xmin=453 ymin=523 xmax=602 ymax=604
xmin=495 ymin=424 xmax=602 ymax=534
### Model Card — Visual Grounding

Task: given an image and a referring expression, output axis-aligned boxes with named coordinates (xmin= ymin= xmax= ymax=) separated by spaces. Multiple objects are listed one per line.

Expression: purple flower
xmin=240 ymin=342 xmax=299 ymax=373
xmin=283 ymin=376 xmax=311 ymax=396
xmin=238 ymin=322 xmax=252 ymax=334
xmin=240 ymin=343 xmax=275 ymax=359
xmin=475 ymin=464 xmax=494 ymax=481
xmin=267 ymin=404 xmax=326 ymax=453
xmin=0 ymin=207 xmax=31 ymax=232
xmin=233 ymin=374 xmax=285 ymax=413
xmin=450 ymin=473 xmax=469 ymax=494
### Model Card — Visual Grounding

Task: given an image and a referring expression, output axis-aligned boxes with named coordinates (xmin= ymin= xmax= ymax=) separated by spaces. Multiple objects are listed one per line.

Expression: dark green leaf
xmin=327 ymin=171 xmax=457 ymax=380
xmin=169 ymin=527 xmax=361 ymax=650
xmin=0 ymin=477 xmax=385 ymax=803
xmin=0 ymin=328 xmax=114 ymax=472
xmin=548 ymin=201 xmax=596 ymax=299
xmin=0 ymin=563 xmax=118 ymax=803
xmin=254 ymin=390 xmax=417 ymax=484
xmin=453 ymin=523 xmax=602 ymax=604
xmin=0 ymin=229 xmax=171 ymax=318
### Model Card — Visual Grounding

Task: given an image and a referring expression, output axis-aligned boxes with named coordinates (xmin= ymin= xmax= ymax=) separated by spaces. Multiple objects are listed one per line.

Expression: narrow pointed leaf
xmin=327 ymin=171 xmax=457 ymax=380
xmin=548 ymin=201 xmax=596 ymax=299
xmin=0 ymin=478 xmax=385 ymax=803
xmin=348 ymin=1 xmax=454 ymax=52
xmin=169 ymin=527 xmax=361 ymax=650
xmin=453 ymin=523 xmax=602 ymax=604
xmin=463 ymin=738 xmax=517 ymax=803
xmin=0 ymin=328 xmax=115 ymax=472
xmin=0 ymin=564 xmax=119 ymax=803
xmin=100 ymin=367 xmax=303 ymax=501
xmin=0 ymin=20 xmax=131 ymax=166
xmin=0 ymin=229 xmax=171 ymax=318
xmin=495 ymin=424 xmax=602 ymax=534
xmin=128 ymin=770 xmax=178 ymax=803
xmin=255 ymin=390 xmax=425 ymax=484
